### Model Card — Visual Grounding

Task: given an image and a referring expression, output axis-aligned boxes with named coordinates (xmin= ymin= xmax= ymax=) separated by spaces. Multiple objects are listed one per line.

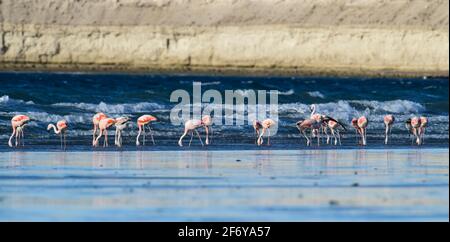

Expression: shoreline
xmin=1 ymin=63 xmax=449 ymax=79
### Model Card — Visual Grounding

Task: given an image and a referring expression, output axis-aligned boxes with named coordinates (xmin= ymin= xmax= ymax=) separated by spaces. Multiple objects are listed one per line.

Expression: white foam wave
xmin=307 ymin=91 xmax=325 ymax=99
xmin=279 ymin=89 xmax=295 ymax=96
xmin=0 ymin=95 xmax=35 ymax=105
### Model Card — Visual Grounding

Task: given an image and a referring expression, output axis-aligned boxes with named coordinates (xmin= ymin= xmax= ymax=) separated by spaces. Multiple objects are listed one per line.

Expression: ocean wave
xmin=279 ymin=89 xmax=295 ymax=96
xmin=52 ymin=101 xmax=166 ymax=114
xmin=349 ymin=100 xmax=424 ymax=114
xmin=307 ymin=91 xmax=325 ymax=99
xmin=0 ymin=95 xmax=35 ymax=105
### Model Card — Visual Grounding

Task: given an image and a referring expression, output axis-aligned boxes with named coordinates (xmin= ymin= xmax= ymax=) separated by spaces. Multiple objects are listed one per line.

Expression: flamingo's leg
xmin=64 ymin=132 xmax=67 ymax=150
xmin=142 ymin=125 xmax=146 ymax=146
xmin=94 ymin=130 xmax=103 ymax=147
xmin=267 ymin=128 xmax=271 ymax=146
xmin=189 ymin=131 xmax=194 ymax=147
xmin=148 ymin=125 xmax=156 ymax=145
xmin=92 ymin=124 xmax=97 ymax=147
xmin=195 ymin=129 xmax=204 ymax=146
xmin=60 ymin=133 xmax=63 ymax=150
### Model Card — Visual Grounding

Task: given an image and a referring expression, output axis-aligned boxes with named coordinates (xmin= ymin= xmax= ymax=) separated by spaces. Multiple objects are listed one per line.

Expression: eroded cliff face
xmin=0 ymin=0 xmax=448 ymax=76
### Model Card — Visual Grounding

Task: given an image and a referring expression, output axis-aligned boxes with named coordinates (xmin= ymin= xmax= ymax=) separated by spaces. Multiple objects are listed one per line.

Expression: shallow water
xmin=0 ymin=72 xmax=448 ymax=150
xmin=0 ymin=149 xmax=448 ymax=221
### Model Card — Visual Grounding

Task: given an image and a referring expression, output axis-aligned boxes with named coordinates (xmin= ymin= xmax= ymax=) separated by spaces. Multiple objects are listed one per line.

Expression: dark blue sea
xmin=0 ymin=72 xmax=448 ymax=151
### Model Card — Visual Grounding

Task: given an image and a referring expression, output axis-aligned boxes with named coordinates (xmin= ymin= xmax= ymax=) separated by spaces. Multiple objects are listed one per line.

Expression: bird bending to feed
xmin=253 ymin=120 xmax=263 ymax=144
xmin=136 ymin=115 xmax=157 ymax=146
xmin=47 ymin=120 xmax=68 ymax=150
xmin=384 ymin=115 xmax=395 ymax=145
xmin=351 ymin=116 xmax=368 ymax=146
xmin=114 ymin=116 xmax=130 ymax=147
xmin=8 ymin=115 xmax=32 ymax=148
xmin=94 ymin=118 xmax=116 ymax=147
xmin=178 ymin=119 xmax=205 ymax=147
xmin=202 ymin=115 xmax=213 ymax=145
xmin=407 ymin=116 xmax=426 ymax=146
xmin=325 ymin=118 xmax=347 ymax=146
xmin=419 ymin=116 xmax=428 ymax=145
xmin=92 ymin=112 xmax=107 ymax=146
xmin=297 ymin=116 xmax=339 ymax=146
xmin=256 ymin=119 xmax=276 ymax=146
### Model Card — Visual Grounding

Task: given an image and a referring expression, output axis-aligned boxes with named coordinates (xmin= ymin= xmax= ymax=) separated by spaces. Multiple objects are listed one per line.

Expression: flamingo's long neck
xmin=48 ymin=124 xmax=61 ymax=134
xmin=311 ymin=106 xmax=316 ymax=117
xmin=8 ymin=127 xmax=16 ymax=147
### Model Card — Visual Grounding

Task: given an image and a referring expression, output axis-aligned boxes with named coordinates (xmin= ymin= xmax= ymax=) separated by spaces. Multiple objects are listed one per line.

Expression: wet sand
xmin=0 ymin=149 xmax=448 ymax=221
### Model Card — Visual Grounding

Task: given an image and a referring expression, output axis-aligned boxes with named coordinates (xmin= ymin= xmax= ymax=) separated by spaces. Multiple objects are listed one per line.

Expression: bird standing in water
xmin=94 ymin=118 xmax=116 ymax=147
xmin=47 ymin=120 xmax=68 ymax=150
xmin=114 ymin=116 xmax=130 ymax=147
xmin=178 ymin=119 xmax=205 ymax=147
xmin=257 ymin=119 xmax=276 ymax=146
xmin=202 ymin=115 xmax=213 ymax=145
xmin=419 ymin=116 xmax=428 ymax=145
xmin=384 ymin=115 xmax=395 ymax=145
xmin=92 ymin=112 xmax=107 ymax=146
xmin=8 ymin=115 xmax=32 ymax=148
xmin=136 ymin=115 xmax=157 ymax=146
xmin=351 ymin=116 xmax=368 ymax=146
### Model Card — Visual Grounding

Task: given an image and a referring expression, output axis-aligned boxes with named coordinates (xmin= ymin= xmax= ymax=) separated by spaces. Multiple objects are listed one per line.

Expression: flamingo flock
xmin=6 ymin=107 xmax=429 ymax=149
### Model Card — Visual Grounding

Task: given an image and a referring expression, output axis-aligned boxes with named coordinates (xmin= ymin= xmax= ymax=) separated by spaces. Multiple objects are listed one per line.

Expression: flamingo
xmin=326 ymin=119 xmax=347 ymax=146
xmin=309 ymin=104 xmax=333 ymax=144
xmin=136 ymin=115 xmax=157 ymax=146
xmin=92 ymin=112 xmax=107 ymax=146
xmin=8 ymin=115 xmax=31 ymax=148
xmin=297 ymin=116 xmax=339 ymax=146
xmin=409 ymin=116 xmax=422 ymax=145
xmin=114 ymin=116 xmax=130 ymax=147
xmin=257 ymin=119 xmax=276 ymax=146
xmin=384 ymin=115 xmax=395 ymax=145
xmin=253 ymin=120 xmax=263 ymax=144
xmin=202 ymin=115 xmax=213 ymax=145
xmin=47 ymin=120 xmax=68 ymax=150
xmin=419 ymin=116 xmax=428 ymax=145
xmin=178 ymin=119 xmax=205 ymax=147
xmin=405 ymin=118 xmax=415 ymax=144
xmin=351 ymin=116 xmax=368 ymax=146
xmin=94 ymin=118 xmax=116 ymax=147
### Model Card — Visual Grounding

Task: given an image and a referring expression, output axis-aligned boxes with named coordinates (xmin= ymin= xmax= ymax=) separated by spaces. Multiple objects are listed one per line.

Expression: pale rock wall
xmin=0 ymin=0 xmax=448 ymax=76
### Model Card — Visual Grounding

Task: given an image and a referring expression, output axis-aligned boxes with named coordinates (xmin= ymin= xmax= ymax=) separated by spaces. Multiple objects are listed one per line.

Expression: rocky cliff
xmin=0 ymin=0 xmax=448 ymax=76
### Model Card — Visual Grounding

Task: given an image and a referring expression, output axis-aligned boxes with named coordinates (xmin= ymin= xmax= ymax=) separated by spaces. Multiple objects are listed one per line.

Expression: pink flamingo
xmin=297 ymin=116 xmax=339 ymax=146
xmin=92 ymin=112 xmax=107 ymax=146
xmin=419 ymin=116 xmax=428 ymax=145
xmin=383 ymin=115 xmax=395 ymax=145
xmin=296 ymin=119 xmax=320 ymax=146
xmin=326 ymin=119 xmax=347 ymax=146
xmin=94 ymin=118 xmax=116 ymax=147
xmin=8 ymin=115 xmax=31 ymax=147
xmin=410 ymin=117 xmax=422 ymax=145
xmin=351 ymin=116 xmax=368 ymax=146
xmin=136 ymin=115 xmax=157 ymax=146
xmin=47 ymin=120 xmax=68 ymax=150
xmin=257 ymin=119 xmax=276 ymax=146
xmin=253 ymin=120 xmax=263 ymax=144
xmin=114 ymin=116 xmax=130 ymax=147
xmin=202 ymin=115 xmax=213 ymax=145
xmin=178 ymin=119 xmax=205 ymax=147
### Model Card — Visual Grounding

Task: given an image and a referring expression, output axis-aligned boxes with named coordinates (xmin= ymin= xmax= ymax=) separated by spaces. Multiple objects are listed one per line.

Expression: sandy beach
xmin=0 ymin=149 xmax=448 ymax=221
xmin=1 ymin=0 xmax=448 ymax=76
